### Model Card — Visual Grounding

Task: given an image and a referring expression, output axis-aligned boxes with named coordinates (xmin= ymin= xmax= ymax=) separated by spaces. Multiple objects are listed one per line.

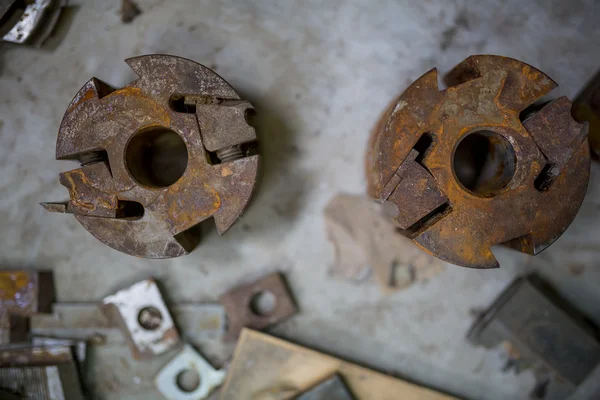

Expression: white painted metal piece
xmin=102 ymin=279 xmax=180 ymax=357
xmin=3 ymin=0 xmax=52 ymax=44
xmin=155 ymin=344 xmax=226 ymax=400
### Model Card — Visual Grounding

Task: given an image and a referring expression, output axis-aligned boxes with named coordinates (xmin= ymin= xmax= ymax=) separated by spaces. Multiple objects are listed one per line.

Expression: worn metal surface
xmin=296 ymin=374 xmax=356 ymax=400
xmin=0 ymin=344 xmax=73 ymax=367
xmin=31 ymin=337 xmax=87 ymax=365
xmin=0 ymin=270 xmax=54 ymax=315
xmin=3 ymin=1 xmax=600 ymax=399
xmin=0 ymin=270 xmax=54 ymax=344
xmin=573 ymin=68 xmax=600 ymax=160
xmin=0 ymin=340 xmax=86 ymax=399
xmin=0 ymin=0 xmax=65 ymax=46
xmin=366 ymin=55 xmax=590 ymax=269
xmin=42 ymin=54 xmax=260 ymax=258
xmin=220 ymin=273 xmax=297 ymax=342
xmin=31 ymin=302 xmax=226 ymax=343
xmin=468 ymin=275 xmax=600 ymax=399
xmin=0 ymin=364 xmax=85 ymax=400
xmin=102 ymin=279 xmax=180 ymax=359
xmin=155 ymin=344 xmax=226 ymax=400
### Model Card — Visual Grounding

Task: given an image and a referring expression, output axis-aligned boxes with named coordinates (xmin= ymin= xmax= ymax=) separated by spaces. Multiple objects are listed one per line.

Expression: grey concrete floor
xmin=1 ymin=0 xmax=600 ymax=399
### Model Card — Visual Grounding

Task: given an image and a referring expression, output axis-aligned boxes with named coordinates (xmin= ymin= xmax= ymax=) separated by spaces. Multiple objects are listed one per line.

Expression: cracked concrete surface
xmin=0 ymin=0 xmax=599 ymax=398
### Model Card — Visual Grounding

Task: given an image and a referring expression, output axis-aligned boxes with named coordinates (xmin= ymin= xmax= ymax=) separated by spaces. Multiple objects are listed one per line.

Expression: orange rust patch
xmin=221 ymin=166 xmax=233 ymax=177
xmin=0 ymin=272 xmax=31 ymax=299
xmin=204 ymin=183 xmax=222 ymax=210
xmin=67 ymin=88 xmax=98 ymax=113
xmin=62 ymin=169 xmax=118 ymax=212
xmin=106 ymin=86 xmax=171 ymax=127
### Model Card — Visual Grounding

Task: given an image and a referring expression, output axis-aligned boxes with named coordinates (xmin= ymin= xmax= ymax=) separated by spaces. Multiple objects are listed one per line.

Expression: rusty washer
xmin=42 ymin=55 xmax=260 ymax=258
xmin=366 ymin=55 xmax=590 ymax=269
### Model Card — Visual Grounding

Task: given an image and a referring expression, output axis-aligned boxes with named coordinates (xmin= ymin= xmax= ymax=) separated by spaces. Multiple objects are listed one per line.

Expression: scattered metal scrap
xmin=468 ymin=275 xmax=600 ymax=399
xmin=42 ymin=54 xmax=260 ymax=258
xmin=31 ymin=337 xmax=87 ymax=365
xmin=220 ymin=272 xmax=297 ymax=342
xmin=220 ymin=329 xmax=456 ymax=399
xmin=366 ymin=55 xmax=590 ymax=269
xmin=0 ymin=343 xmax=73 ymax=367
xmin=0 ymin=0 xmax=68 ymax=46
xmin=324 ymin=193 xmax=444 ymax=293
xmin=296 ymin=374 xmax=356 ymax=400
xmin=0 ymin=343 xmax=86 ymax=399
xmin=31 ymin=302 xmax=227 ymax=344
xmin=0 ymin=270 xmax=54 ymax=344
xmin=155 ymin=344 xmax=226 ymax=400
xmin=573 ymin=68 xmax=600 ymax=159
xmin=102 ymin=278 xmax=181 ymax=359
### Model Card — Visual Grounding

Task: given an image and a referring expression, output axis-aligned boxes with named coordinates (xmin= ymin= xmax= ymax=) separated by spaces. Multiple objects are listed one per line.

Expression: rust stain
xmin=221 ymin=166 xmax=233 ymax=177
xmin=44 ymin=55 xmax=260 ymax=258
xmin=0 ymin=271 xmax=31 ymax=300
xmin=106 ymin=86 xmax=171 ymax=126
xmin=67 ymin=87 xmax=98 ymax=113
xmin=204 ymin=183 xmax=222 ymax=210
xmin=366 ymin=55 xmax=589 ymax=269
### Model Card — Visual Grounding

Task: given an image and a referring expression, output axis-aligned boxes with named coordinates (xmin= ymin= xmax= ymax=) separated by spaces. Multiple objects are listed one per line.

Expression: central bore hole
xmin=453 ymin=130 xmax=516 ymax=196
xmin=137 ymin=306 xmax=163 ymax=331
xmin=125 ymin=127 xmax=188 ymax=188
xmin=176 ymin=368 xmax=201 ymax=392
xmin=249 ymin=290 xmax=277 ymax=316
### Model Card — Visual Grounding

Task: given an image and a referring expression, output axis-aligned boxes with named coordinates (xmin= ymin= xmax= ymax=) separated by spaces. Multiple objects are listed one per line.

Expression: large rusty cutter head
xmin=43 ymin=55 xmax=260 ymax=258
xmin=367 ymin=55 xmax=590 ymax=269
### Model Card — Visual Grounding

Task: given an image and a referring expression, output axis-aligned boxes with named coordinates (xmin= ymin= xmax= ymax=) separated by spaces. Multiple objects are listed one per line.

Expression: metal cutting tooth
xmin=43 ymin=55 xmax=260 ymax=259
xmin=366 ymin=55 xmax=590 ymax=269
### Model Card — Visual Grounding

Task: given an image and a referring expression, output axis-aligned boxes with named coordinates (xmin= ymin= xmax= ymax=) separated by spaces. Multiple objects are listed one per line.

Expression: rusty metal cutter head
xmin=43 ymin=55 xmax=260 ymax=258
xmin=366 ymin=55 xmax=590 ymax=269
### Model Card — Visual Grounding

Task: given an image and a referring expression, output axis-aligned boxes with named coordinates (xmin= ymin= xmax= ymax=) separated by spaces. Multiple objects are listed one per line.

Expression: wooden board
xmin=220 ymin=329 xmax=457 ymax=400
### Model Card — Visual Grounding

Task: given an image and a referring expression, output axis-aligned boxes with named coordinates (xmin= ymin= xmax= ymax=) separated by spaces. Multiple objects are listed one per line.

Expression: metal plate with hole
xmin=220 ymin=272 xmax=297 ymax=342
xmin=366 ymin=55 xmax=590 ymax=269
xmin=155 ymin=344 xmax=226 ymax=400
xmin=42 ymin=54 xmax=260 ymax=259
xmin=101 ymin=279 xmax=180 ymax=359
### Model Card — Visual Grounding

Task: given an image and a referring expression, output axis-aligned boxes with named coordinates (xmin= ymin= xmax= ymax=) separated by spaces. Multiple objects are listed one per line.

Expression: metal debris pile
xmin=0 ymin=270 xmax=299 ymax=399
xmin=0 ymin=41 xmax=598 ymax=399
